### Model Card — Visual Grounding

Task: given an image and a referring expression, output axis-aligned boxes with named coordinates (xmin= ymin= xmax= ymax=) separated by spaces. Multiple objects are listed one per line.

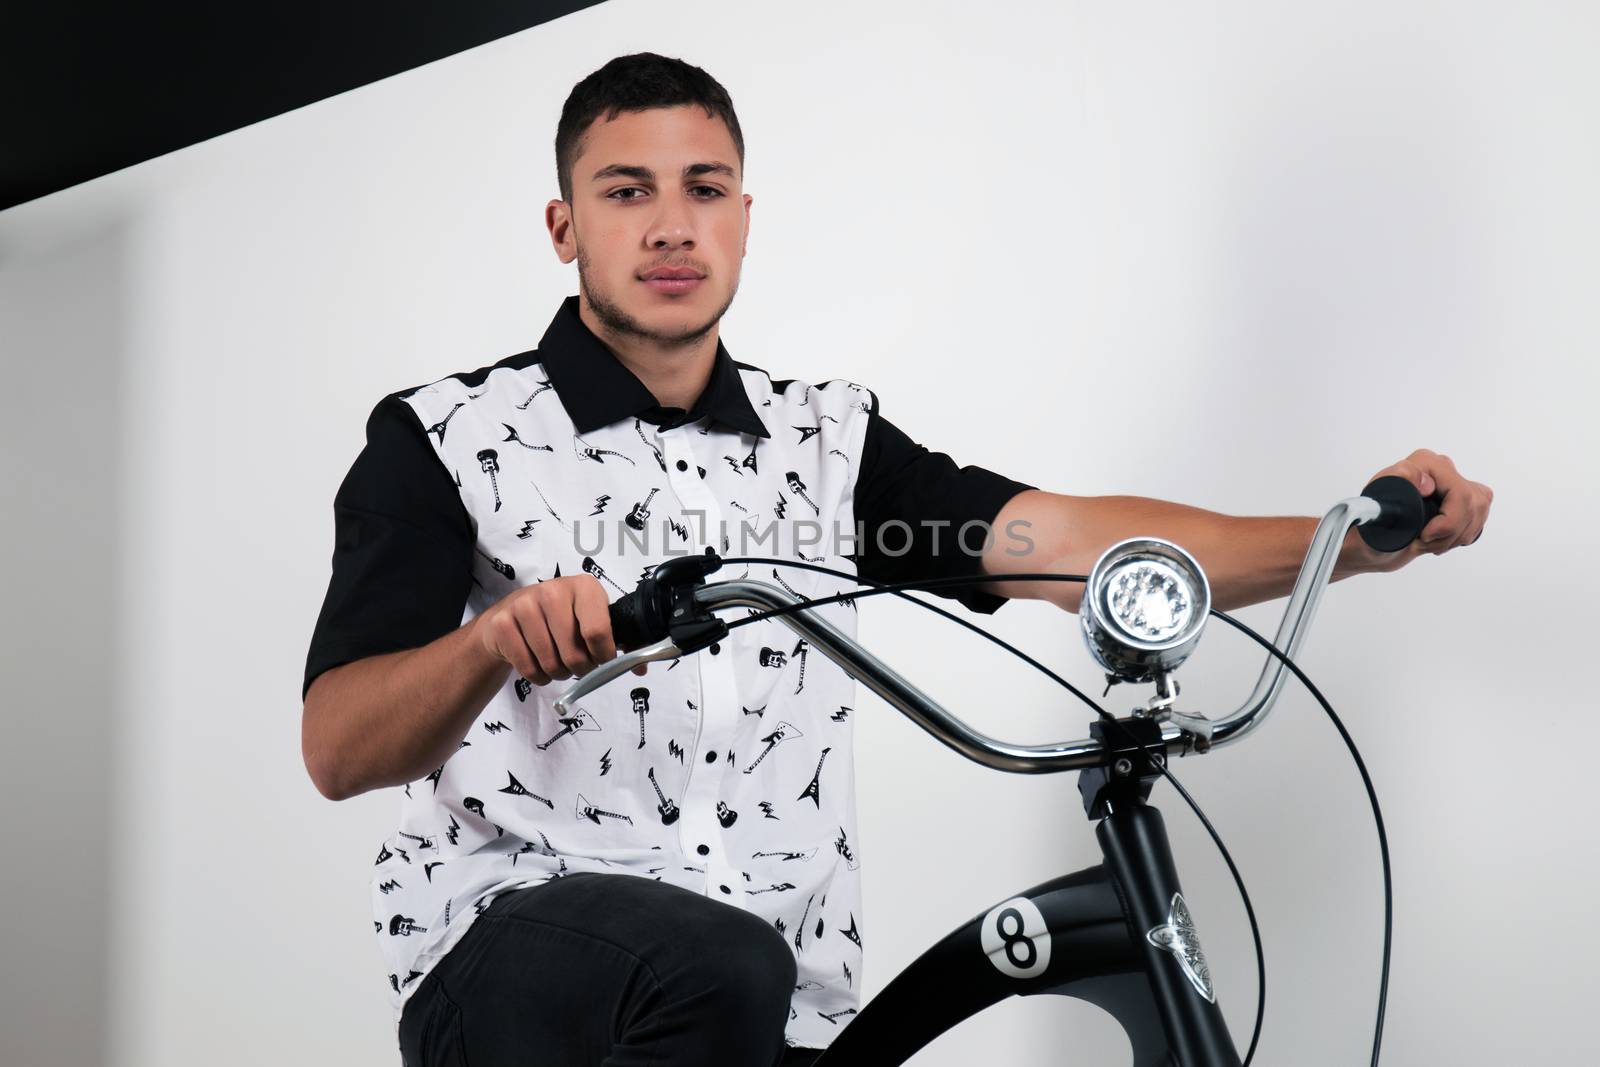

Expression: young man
xmin=301 ymin=53 xmax=1492 ymax=1067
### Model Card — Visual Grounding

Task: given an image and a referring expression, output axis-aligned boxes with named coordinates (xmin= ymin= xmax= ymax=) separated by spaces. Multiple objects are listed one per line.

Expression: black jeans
xmin=398 ymin=871 xmax=825 ymax=1066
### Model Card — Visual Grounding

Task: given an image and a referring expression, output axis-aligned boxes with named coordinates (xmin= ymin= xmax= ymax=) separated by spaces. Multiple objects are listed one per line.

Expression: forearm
xmin=302 ymin=613 xmax=513 ymax=800
xmin=981 ymin=490 xmax=1375 ymax=613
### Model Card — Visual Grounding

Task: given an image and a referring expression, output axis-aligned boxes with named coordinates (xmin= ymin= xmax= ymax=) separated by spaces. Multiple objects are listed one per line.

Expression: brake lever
xmin=553 ymin=636 xmax=685 ymax=717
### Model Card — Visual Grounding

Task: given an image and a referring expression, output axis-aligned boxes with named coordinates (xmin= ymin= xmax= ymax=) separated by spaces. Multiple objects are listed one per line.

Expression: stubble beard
xmin=575 ymin=239 xmax=737 ymax=351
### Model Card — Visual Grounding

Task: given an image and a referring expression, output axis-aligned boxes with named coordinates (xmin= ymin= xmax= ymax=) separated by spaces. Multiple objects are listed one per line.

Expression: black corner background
xmin=1 ymin=1 xmax=610 ymax=213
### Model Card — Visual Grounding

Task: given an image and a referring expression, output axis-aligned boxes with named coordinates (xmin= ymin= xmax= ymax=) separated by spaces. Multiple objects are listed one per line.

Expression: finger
xmin=492 ymin=611 xmax=548 ymax=685
xmin=546 ymin=587 xmax=595 ymax=678
xmin=1381 ymin=459 xmax=1436 ymax=500
xmin=514 ymin=597 xmax=567 ymax=681
xmin=536 ymin=608 xmax=578 ymax=680
xmin=1438 ymin=484 xmax=1493 ymax=552
xmin=1461 ymin=497 xmax=1490 ymax=548
xmin=1433 ymin=502 xmax=1465 ymax=550
xmin=1469 ymin=483 xmax=1493 ymax=547
xmin=573 ymin=577 xmax=618 ymax=666
xmin=1420 ymin=480 xmax=1469 ymax=547
xmin=632 ymin=663 xmax=649 ymax=676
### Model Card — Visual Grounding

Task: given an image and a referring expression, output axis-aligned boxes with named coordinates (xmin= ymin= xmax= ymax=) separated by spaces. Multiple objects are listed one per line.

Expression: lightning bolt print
xmin=364 ymin=368 xmax=878 ymax=1025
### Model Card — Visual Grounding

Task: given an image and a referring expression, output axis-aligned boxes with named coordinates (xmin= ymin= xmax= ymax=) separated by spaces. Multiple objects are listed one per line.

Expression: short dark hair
xmin=555 ymin=52 xmax=745 ymax=204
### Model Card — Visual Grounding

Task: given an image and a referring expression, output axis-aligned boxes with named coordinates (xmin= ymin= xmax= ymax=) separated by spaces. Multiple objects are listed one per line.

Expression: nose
xmin=647 ymin=195 xmax=696 ymax=251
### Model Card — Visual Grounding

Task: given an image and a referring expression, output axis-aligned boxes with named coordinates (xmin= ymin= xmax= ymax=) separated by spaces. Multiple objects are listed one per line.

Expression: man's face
xmin=549 ymin=105 xmax=751 ymax=349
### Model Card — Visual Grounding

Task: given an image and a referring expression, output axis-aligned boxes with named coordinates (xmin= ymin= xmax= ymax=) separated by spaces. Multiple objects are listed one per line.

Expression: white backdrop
xmin=2 ymin=2 xmax=1595 ymax=1064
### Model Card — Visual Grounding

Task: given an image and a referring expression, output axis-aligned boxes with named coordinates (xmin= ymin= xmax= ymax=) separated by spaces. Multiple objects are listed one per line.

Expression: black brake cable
xmin=714 ymin=559 xmax=1392 ymax=1066
xmin=1205 ymin=609 xmax=1391 ymax=1067
xmin=715 ymin=558 xmax=1270 ymax=1065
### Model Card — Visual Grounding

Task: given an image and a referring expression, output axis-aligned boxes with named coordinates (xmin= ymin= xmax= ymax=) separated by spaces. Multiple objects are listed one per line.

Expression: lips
xmin=641 ymin=267 xmax=705 ymax=295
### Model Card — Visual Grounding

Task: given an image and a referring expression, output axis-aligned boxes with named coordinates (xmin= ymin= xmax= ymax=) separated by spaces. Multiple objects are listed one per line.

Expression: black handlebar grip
xmin=609 ymin=593 xmax=648 ymax=652
xmin=1357 ymin=475 xmax=1445 ymax=553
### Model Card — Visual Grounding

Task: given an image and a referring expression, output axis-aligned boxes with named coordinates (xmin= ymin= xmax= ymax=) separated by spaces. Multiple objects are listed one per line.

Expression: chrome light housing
xmin=1080 ymin=537 xmax=1211 ymax=684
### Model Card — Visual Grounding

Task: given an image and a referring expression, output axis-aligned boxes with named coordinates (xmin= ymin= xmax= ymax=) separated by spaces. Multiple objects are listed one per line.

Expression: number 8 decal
xmin=980 ymin=896 xmax=1051 ymax=979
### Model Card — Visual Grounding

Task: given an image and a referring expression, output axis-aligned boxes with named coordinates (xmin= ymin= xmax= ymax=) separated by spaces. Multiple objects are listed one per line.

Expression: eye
xmin=606 ymin=186 xmax=726 ymax=203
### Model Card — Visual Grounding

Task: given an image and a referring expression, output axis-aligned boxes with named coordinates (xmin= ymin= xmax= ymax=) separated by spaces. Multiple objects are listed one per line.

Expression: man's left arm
xmin=975 ymin=448 xmax=1494 ymax=613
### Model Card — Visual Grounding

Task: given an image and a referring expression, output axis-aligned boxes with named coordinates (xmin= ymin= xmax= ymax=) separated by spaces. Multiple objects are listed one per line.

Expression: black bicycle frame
xmin=812 ymin=720 xmax=1242 ymax=1066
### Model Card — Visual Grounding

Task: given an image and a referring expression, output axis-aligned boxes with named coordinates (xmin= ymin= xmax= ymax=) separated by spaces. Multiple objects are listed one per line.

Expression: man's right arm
xmin=303 ymin=570 xmax=639 ymax=801
xmin=302 ymin=394 xmax=647 ymax=801
xmin=302 ymin=613 xmax=511 ymax=802
xmin=300 ymin=392 xmax=494 ymax=801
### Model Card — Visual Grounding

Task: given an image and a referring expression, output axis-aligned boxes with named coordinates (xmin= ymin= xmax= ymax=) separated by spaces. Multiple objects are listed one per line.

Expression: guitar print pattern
xmin=368 ymin=355 xmax=873 ymax=1051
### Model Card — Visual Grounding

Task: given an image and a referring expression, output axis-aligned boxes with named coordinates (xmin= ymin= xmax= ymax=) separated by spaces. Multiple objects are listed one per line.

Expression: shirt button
xmin=697 ymin=844 xmax=709 ymax=856
xmin=719 ymin=884 xmax=731 ymax=895
xmin=704 ymin=751 xmax=717 ymax=764
xmin=675 ymin=459 xmax=688 ymax=471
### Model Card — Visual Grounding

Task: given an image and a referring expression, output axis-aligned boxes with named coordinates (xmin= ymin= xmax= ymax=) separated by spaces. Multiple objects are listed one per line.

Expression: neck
xmin=578 ymin=295 xmax=717 ymax=410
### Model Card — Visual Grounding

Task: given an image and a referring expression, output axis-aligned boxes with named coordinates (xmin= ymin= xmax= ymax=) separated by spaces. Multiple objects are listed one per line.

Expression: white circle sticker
xmin=980 ymin=896 xmax=1051 ymax=979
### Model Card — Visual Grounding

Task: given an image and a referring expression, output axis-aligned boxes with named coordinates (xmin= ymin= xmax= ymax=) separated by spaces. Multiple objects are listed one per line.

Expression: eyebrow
xmin=589 ymin=161 xmax=737 ymax=184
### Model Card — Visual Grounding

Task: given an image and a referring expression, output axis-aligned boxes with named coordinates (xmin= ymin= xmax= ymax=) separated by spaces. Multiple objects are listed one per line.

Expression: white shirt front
xmin=370 ymin=343 xmax=875 ymax=1050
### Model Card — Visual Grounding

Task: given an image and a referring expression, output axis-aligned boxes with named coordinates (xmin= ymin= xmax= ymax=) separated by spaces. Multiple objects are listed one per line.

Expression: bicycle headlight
xmin=1081 ymin=537 xmax=1211 ymax=684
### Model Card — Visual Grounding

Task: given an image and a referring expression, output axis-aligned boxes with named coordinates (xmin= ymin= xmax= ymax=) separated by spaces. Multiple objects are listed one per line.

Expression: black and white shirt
xmin=304 ymin=294 xmax=1034 ymax=1050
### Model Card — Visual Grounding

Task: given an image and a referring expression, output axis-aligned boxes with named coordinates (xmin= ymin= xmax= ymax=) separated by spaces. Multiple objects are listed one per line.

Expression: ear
xmin=742 ymin=192 xmax=753 ymax=257
xmin=547 ymin=199 xmax=576 ymax=264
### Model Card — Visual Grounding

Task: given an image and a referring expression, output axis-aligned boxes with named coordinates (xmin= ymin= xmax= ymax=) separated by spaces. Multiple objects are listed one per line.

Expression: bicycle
xmin=554 ymin=476 xmax=1440 ymax=1066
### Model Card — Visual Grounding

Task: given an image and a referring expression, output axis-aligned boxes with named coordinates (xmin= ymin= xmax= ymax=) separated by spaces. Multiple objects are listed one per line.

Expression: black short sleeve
xmin=302 ymin=393 xmax=476 ymax=700
xmin=852 ymin=392 xmax=1036 ymax=614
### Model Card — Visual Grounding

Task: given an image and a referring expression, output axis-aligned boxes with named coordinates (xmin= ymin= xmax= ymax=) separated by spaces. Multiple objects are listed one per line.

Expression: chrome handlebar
xmin=554 ymin=495 xmax=1383 ymax=774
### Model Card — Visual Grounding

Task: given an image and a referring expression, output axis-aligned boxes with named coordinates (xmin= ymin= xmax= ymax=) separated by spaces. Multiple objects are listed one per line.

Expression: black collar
xmin=537 ymin=294 xmax=770 ymax=439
